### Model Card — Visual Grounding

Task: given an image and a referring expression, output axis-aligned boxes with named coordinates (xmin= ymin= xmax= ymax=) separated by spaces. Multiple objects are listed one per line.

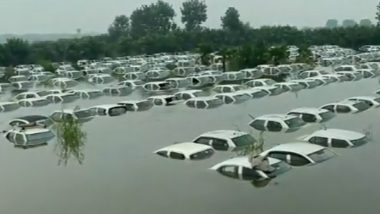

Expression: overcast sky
xmin=0 ymin=0 xmax=378 ymax=34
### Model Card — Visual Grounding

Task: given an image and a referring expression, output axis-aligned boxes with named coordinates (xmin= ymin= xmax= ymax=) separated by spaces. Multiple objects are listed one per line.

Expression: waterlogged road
xmin=0 ymin=78 xmax=379 ymax=214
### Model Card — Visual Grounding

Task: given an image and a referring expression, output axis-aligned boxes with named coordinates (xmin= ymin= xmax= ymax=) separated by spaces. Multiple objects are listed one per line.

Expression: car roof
xmin=187 ymin=97 xmax=219 ymax=101
xmin=215 ymin=84 xmax=241 ymax=88
xmin=347 ymin=96 xmax=378 ymax=100
xmin=148 ymin=95 xmax=175 ymax=99
xmin=92 ymin=104 xmax=125 ymax=109
xmin=308 ymin=129 xmax=365 ymax=140
xmin=255 ymin=114 xmax=297 ymax=120
xmin=198 ymin=130 xmax=248 ymax=139
xmin=155 ymin=142 xmax=212 ymax=156
xmin=176 ymin=90 xmax=203 ymax=94
xmin=266 ymin=142 xmax=324 ymax=155
xmin=289 ymin=107 xmax=329 ymax=114
xmin=210 ymin=156 xmax=281 ymax=170
xmin=118 ymin=100 xmax=149 ymax=104
xmin=13 ymin=115 xmax=48 ymax=122
xmin=13 ymin=127 xmax=52 ymax=135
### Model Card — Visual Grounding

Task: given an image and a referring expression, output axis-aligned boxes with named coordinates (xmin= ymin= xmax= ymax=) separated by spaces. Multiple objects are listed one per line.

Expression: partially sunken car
xmin=9 ymin=115 xmax=50 ymax=127
xmin=0 ymin=102 xmax=20 ymax=112
xmin=88 ymin=74 xmax=114 ymax=84
xmin=273 ymin=82 xmax=304 ymax=92
xmin=249 ymin=114 xmax=306 ymax=133
xmin=9 ymin=75 xmax=28 ymax=83
xmin=214 ymin=92 xmax=251 ymax=104
xmin=213 ymin=84 xmax=243 ymax=93
xmin=103 ymin=86 xmax=133 ymax=96
xmin=154 ymin=142 xmax=214 ymax=160
xmin=240 ymin=88 xmax=269 ymax=99
xmin=344 ymin=96 xmax=380 ymax=108
xmin=147 ymin=95 xmax=181 ymax=106
xmin=4 ymin=127 xmax=55 ymax=149
xmin=143 ymin=81 xmax=176 ymax=94
xmin=117 ymin=99 xmax=154 ymax=112
xmin=66 ymin=89 xmax=103 ymax=99
xmin=290 ymin=79 xmax=319 ymax=89
xmin=244 ymin=78 xmax=277 ymax=88
xmin=193 ymin=130 xmax=257 ymax=151
xmin=18 ymin=97 xmax=50 ymax=107
xmin=185 ymin=97 xmax=224 ymax=109
xmin=49 ymin=78 xmax=78 ymax=88
xmin=210 ymin=156 xmax=290 ymax=181
xmin=320 ymin=100 xmax=371 ymax=114
xmin=117 ymin=80 xmax=144 ymax=89
xmin=260 ymin=143 xmax=335 ymax=166
xmin=90 ymin=104 xmax=127 ymax=117
xmin=11 ymin=81 xmax=35 ymax=90
xmin=174 ymin=90 xmax=209 ymax=100
xmin=122 ymin=72 xmax=146 ymax=81
xmin=50 ymin=109 xmax=95 ymax=123
xmin=145 ymin=69 xmax=171 ymax=81
xmin=287 ymin=107 xmax=336 ymax=123
xmin=45 ymin=93 xmax=78 ymax=104
xmin=166 ymin=78 xmax=191 ymax=89
xmin=302 ymin=129 xmax=368 ymax=148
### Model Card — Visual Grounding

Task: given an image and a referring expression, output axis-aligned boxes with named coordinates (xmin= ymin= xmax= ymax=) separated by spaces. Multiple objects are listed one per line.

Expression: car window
xmin=156 ymin=151 xmax=168 ymax=158
xmin=302 ymin=113 xmax=317 ymax=123
xmin=268 ymin=152 xmax=287 ymax=162
xmin=109 ymin=107 xmax=126 ymax=116
xmin=169 ymin=152 xmax=185 ymax=160
xmin=309 ymin=137 xmax=329 ymax=147
xmin=321 ymin=105 xmax=335 ymax=112
xmin=97 ymin=108 xmax=107 ymax=116
xmin=153 ymin=99 xmax=164 ymax=106
xmin=331 ymin=139 xmax=349 ymax=148
xmin=15 ymin=133 xmax=25 ymax=143
xmin=251 ymin=120 xmax=266 ymax=131
xmin=241 ymin=167 xmax=263 ymax=180
xmin=194 ymin=137 xmax=212 ymax=145
xmin=6 ymin=132 xmax=16 ymax=141
xmin=186 ymin=100 xmax=195 ymax=108
xmin=289 ymin=153 xmax=310 ymax=166
xmin=190 ymin=149 xmax=214 ymax=160
xmin=196 ymin=101 xmax=207 ymax=109
xmin=218 ymin=166 xmax=239 ymax=179
xmin=183 ymin=93 xmax=192 ymax=100
xmin=267 ymin=121 xmax=282 ymax=132
xmin=211 ymin=138 xmax=229 ymax=151
xmin=224 ymin=96 xmax=234 ymax=104
xmin=336 ymin=105 xmax=351 ymax=113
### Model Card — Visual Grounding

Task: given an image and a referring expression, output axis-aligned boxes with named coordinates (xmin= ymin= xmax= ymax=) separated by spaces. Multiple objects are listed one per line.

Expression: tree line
xmin=1 ymin=0 xmax=380 ymax=70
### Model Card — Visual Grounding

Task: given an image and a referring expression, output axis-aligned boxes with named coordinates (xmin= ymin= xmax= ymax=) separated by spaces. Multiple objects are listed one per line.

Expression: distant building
xmin=325 ymin=19 xmax=338 ymax=28
xmin=342 ymin=19 xmax=358 ymax=28
xmin=359 ymin=19 xmax=373 ymax=27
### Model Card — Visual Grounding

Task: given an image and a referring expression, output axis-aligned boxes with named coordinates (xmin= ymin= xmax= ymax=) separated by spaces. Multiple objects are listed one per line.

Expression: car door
xmin=308 ymin=136 xmax=329 ymax=147
xmin=210 ymin=138 xmax=229 ymax=151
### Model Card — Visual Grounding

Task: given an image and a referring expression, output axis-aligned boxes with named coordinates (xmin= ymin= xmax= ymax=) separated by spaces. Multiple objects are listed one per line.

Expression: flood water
xmin=0 ymin=78 xmax=380 ymax=214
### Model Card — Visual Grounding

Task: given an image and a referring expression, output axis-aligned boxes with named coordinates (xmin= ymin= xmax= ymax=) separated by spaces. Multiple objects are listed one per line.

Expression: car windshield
xmin=351 ymin=136 xmax=368 ymax=147
xmin=231 ymin=134 xmax=257 ymax=147
xmin=26 ymin=131 xmax=54 ymax=141
xmin=319 ymin=111 xmax=335 ymax=122
xmin=308 ymin=149 xmax=335 ymax=163
xmin=284 ymin=117 xmax=306 ymax=128
xmin=190 ymin=149 xmax=214 ymax=160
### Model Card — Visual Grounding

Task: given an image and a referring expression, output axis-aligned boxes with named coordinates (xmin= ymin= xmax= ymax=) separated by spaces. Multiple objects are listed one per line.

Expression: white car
xmin=28 ymin=74 xmax=51 ymax=82
xmin=11 ymin=81 xmax=34 ymax=90
xmin=103 ymin=86 xmax=133 ymax=96
xmin=214 ymin=92 xmax=251 ymax=104
xmin=240 ymin=88 xmax=269 ymax=99
xmin=122 ymin=72 xmax=146 ymax=81
xmin=117 ymin=100 xmax=154 ymax=112
xmin=210 ymin=156 xmax=290 ymax=181
xmin=174 ymin=90 xmax=209 ymax=100
xmin=4 ymin=127 xmax=55 ymax=149
xmin=249 ymin=114 xmax=306 ymax=133
xmin=143 ymin=81 xmax=175 ymax=93
xmin=49 ymin=78 xmax=78 ymax=88
xmin=261 ymin=143 xmax=335 ymax=166
xmin=57 ymin=70 xmax=83 ymax=80
xmin=45 ymin=93 xmax=78 ymax=104
xmin=344 ymin=96 xmax=380 ymax=108
xmin=320 ymin=74 xmax=348 ymax=82
xmin=0 ymin=102 xmax=20 ymax=112
xmin=18 ymin=97 xmax=50 ymax=107
xmin=244 ymin=78 xmax=277 ymax=88
xmin=302 ymin=129 xmax=368 ymax=148
xmin=88 ymin=74 xmax=114 ymax=84
xmin=335 ymin=71 xmax=363 ymax=81
xmin=254 ymin=86 xmax=283 ymax=96
xmin=90 ymin=104 xmax=127 ymax=117
xmin=221 ymin=71 xmax=245 ymax=83
xmin=187 ymin=75 xmax=218 ymax=89
xmin=213 ymin=84 xmax=242 ymax=93
xmin=147 ymin=95 xmax=181 ymax=106
xmin=9 ymin=115 xmax=50 ymax=127
xmin=193 ymin=130 xmax=257 ymax=151
xmin=117 ymin=80 xmax=144 ymax=89
xmin=273 ymin=82 xmax=304 ymax=92
xmin=298 ymin=70 xmax=330 ymax=79
xmin=145 ymin=69 xmax=171 ymax=81
xmin=9 ymin=75 xmax=28 ymax=83
xmin=165 ymin=78 xmax=191 ymax=89
xmin=320 ymin=100 xmax=371 ymax=114
xmin=50 ymin=109 xmax=95 ymax=123
xmin=154 ymin=142 xmax=214 ymax=160
xmin=287 ymin=107 xmax=336 ymax=123
xmin=239 ymin=68 xmax=263 ymax=80
xmin=66 ymin=89 xmax=103 ymax=99
xmin=290 ymin=79 xmax=319 ymax=89
xmin=185 ymin=97 xmax=224 ymax=109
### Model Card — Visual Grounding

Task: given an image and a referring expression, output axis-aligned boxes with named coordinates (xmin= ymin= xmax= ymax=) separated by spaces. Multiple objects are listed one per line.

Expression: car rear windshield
xmin=351 ymin=137 xmax=368 ymax=147
xmin=319 ymin=111 xmax=335 ymax=122
xmin=308 ymin=149 xmax=335 ymax=163
xmin=190 ymin=149 xmax=214 ymax=160
xmin=284 ymin=117 xmax=306 ymax=128
xmin=353 ymin=102 xmax=370 ymax=111
xmin=231 ymin=134 xmax=257 ymax=147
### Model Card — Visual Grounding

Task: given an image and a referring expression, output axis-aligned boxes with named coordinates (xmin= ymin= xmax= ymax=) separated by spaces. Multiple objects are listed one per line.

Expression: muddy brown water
xmin=0 ymin=79 xmax=379 ymax=214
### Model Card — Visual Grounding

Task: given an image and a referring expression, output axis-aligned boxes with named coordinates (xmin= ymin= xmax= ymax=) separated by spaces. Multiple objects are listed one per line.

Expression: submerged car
xmin=320 ymin=100 xmax=371 ymax=114
xmin=290 ymin=79 xmax=319 ymax=89
xmin=166 ymin=78 xmax=191 ymax=89
xmin=49 ymin=78 xmax=78 ymax=88
xmin=260 ymin=143 xmax=335 ymax=166
xmin=117 ymin=80 xmax=144 ymax=89
xmin=45 ymin=93 xmax=78 ymax=104
xmin=273 ymin=82 xmax=304 ymax=92
xmin=240 ymin=88 xmax=269 ymax=99
xmin=185 ymin=97 xmax=224 ymax=109
xmin=88 ymin=74 xmax=114 ymax=84
xmin=147 ymin=95 xmax=181 ymax=106
xmin=302 ymin=129 xmax=368 ymax=148
xmin=0 ymin=102 xmax=20 ymax=112
xmin=117 ymin=99 xmax=154 ymax=112
xmin=11 ymin=81 xmax=35 ymax=90
xmin=143 ymin=81 xmax=176 ymax=94
xmin=9 ymin=115 xmax=50 ymax=127
xmin=66 ymin=89 xmax=103 ymax=99
xmin=18 ymin=97 xmax=50 ymax=107
xmin=174 ymin=90 xmax=209 ymax=100
xmin=244 ymin=78 xmax=277 ymax=88
xmin=211 ymin=156 xmax=290 ymax=181
xmin=103 ymin=86 xmax=133 ymax=96
xmin=4 ymin=127 xmax=55 ymax=149
xmin=344 ymin=96 xmax=380 ymax=108
xmin=154 ymin=142 xmax=214 ymax=160
xmin=214 ymin=92 xmax=251 ymax=104
xmin=193 ymin=130 xmax=257 ymax=151
xmin=249 ymin=114 xmax=306 ymax=133
xmin=90 ymin=104 xmax=127 ymax=117
xmin=50 ymin=109 xmax=95 ymax=123
xmin=213 ymin=84 xmax=243 ymax=93
xmin=287 ymin=107 xmax=336 ymax=123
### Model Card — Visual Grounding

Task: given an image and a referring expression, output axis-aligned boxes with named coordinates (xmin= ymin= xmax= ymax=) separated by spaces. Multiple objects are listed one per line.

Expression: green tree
xmin=342 ymin=19 xmax=357 ymax=28
xmin=221 ymin=7 xmax=244 ymax=32
xmin=377 ymin=2 xmax=380 ymax=27
xmin=130 ymin=0 xmax=176 ymax=38
xmin=2 ymin=38 xmax=31 ymax=66
xmin=108 ymin=15 xmax=130 ymax=40
xmin=181 ymin=0 xmax=207 ymax=31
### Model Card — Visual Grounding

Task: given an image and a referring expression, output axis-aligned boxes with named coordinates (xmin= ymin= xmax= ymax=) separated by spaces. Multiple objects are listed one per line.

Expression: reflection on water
xmin=53 ymin=115 xmax=86 ymax=166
